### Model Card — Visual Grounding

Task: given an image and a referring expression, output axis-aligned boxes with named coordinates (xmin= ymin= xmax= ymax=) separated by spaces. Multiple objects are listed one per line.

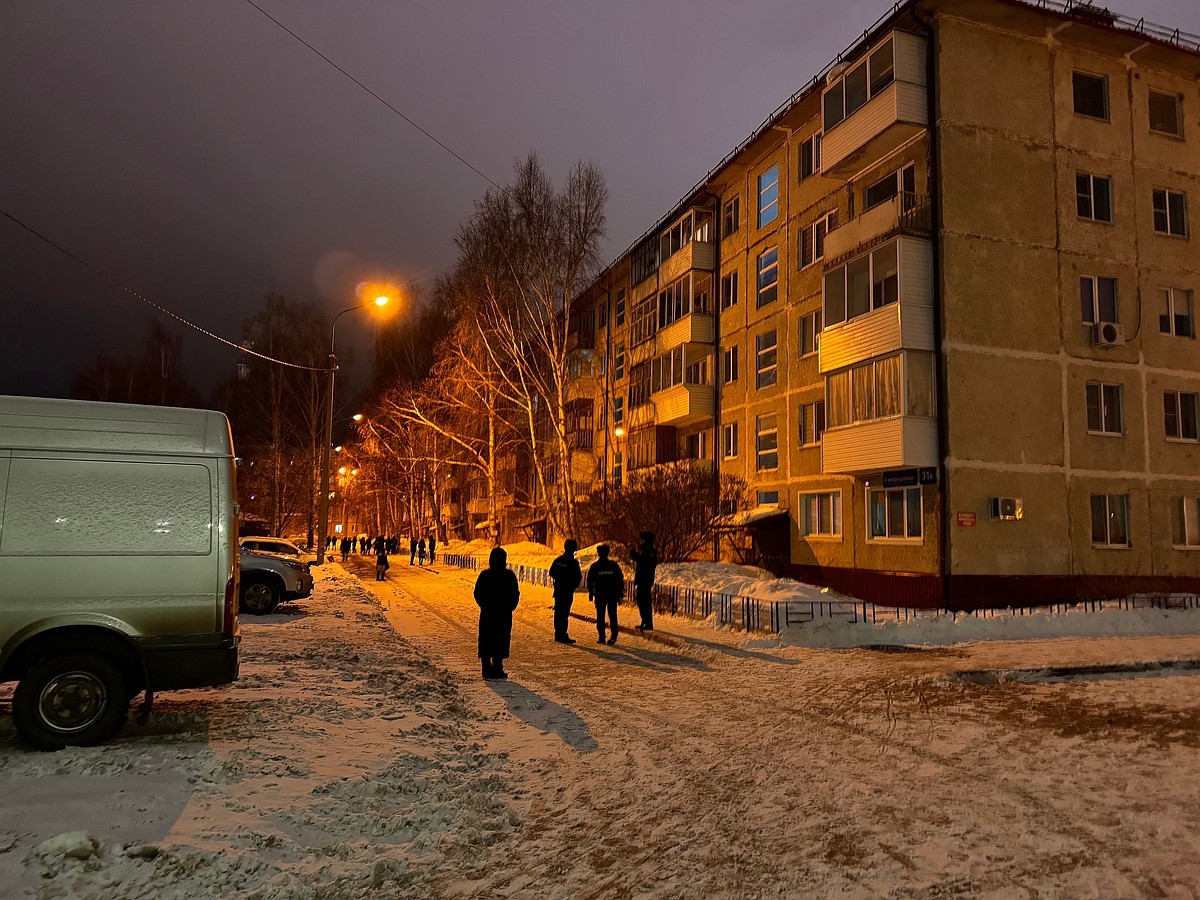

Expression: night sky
xmin=3 ymin=0 xmax=1198 ymax=399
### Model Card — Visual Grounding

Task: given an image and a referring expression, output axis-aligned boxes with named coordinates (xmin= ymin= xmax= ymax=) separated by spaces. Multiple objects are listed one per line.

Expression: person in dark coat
xmin=409 ymin=537 xmax=418 ymax=565
xmin=548 ymin=539 xmax=583 ymax=644
xmin=587 ymin=544 xmax=624 ymax=645
xmin=417 ymin=537 xmax=427 ymax=566
xmin=630 ymin=531 xmax=659 ymax=631
xmin=340 ymin=537 xmax=351 ymax=562
xmin=428 ymin=534 xmax=438 ymax=564
xmin=375 ymin=547 xmax=390 ymax=581
xmin=474 ymin=547 xmax=520 ymax=679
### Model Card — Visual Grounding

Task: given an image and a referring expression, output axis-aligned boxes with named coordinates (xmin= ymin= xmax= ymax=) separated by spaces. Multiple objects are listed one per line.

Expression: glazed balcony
xmin=821 ymin=31 xmax=928 ymax=178
xmin=652 ymin=382 xmax=714 ymax=427
xmin=821 ymin=416 xmax=937 ymax=475
xmin=823 ymin=192 xmax=931 ymax=263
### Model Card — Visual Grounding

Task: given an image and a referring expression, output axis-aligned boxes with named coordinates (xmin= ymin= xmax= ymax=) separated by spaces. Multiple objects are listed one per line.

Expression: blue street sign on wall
xmin=882 ymin=467 xmax=939 ymax=488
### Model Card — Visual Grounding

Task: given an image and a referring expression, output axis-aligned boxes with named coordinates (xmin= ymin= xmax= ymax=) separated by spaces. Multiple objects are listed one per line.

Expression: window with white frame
xmin=722 ymin=345 xmax=739 ymax=384
xmin=801 ymin=491 xmax=841 ymax=536
xmin=1164 ymin=390 xmax=1199 ymax=441
xmin=723 ymin=197 xmax=740 ymax=236
xmin=1072 ymin=71 xmax=1109 ymax=120
xmin=799 ymin=310 xmax=821 ymax=357
xmin=798 ymin=400 xmax=825 ymax=445
xmin=1149 ymin=90 xmax=1183 ymax=138
xmin=722 ymin=422 xmax=738 ymax=459
xmin=1086 ymin=382 xmax=1124 ymax=435
xmin=1080 ymin=275 xmax=1118 ymax=324
xmin=756 ymin=414 xmax=778 ymax=470
xmin=864 ymin=164 xmax=915 ymax=211
xmin=826 ymin=354 xmax=903 ymax=428
xmin=823 ymin=239 xmax=898 ymax=326
xmin=612 ymin=452 xmax=623 ymax=489
xmin=657 ymin=273 xmax=710 ymax=329
xmin=682 ymin=431 xmax=708 ymax=460
xmin=799 ymin=133 xmax=821 ymax=180
xmin=1159 ymin=288 xmax=1195 ymax=338
xmin=757 ymin=247 xmax=779 ymax=308
xmin=1171 ymin=496 xmax=1200 ymax=547
xmin=599 ymin=301 xmax=608 ymax=329
xmin=757 ymin=165 xmax=779 ymax=228
xmin=1077 ymin=173 xmax=1114 ymax=222
xmin=614 ymin=342 xmax=625 ymax=379
xmin=757 ymin=490 xmax=780 ymax=506
xmin=720 ymin=271 xmax=739 ymax=310
xmin=800 ymin=212 xmax=837 ymax=269
xmin=867 ymin=485 xmax=922 ymax=540
xmin=755 ymin=330 xmax=778 ymax=389
xmin=1153 ymin=188 xmax=1189 ymax=236
xmin=615 ymin=289 xmax=626 ymax=325
xmin=613 ymin=396 xmax=624 ymax=424
xmin=823 ymin=37 xmax=895 ymax=131
xmin=1090 ymin=493 xmax=1130 ymax=546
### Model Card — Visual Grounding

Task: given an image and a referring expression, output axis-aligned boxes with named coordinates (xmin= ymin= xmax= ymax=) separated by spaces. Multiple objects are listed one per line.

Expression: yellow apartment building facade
xmin=565 ymin=0 xmax=1200 ymax=607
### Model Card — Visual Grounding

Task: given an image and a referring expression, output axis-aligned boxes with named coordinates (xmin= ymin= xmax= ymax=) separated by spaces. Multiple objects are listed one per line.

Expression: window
xmin=799 ymin=310 xmax=821 ymax=357
xmin=757 ymin=165 xmax=779 ymax=228
xmin=615 ymin=290 xmax=626 ymax=325
xmin=864 ymin=164 xmax=915 ymax=211
xmin=868 ymin=485 xmax=922 ymax=540
xmin=1164 ymin=391 xmax=1199 ymax=441
xmin=755 ymin=330 xmax=778 ymax=389
xmin=1153 ymin=189 xmax=1188 ymax=237
xmin=631 ymin=296 xmax=656 ymax=346
xmin=614 ymin=342 xmax=625 ymax=379
xmin=599 ymin=301 xmax=609 ymax=329
xmin=651 ymin=346 xmax=709 ymax=393
xmin=1090 ymin=494 xmax=1130 ymax=546
xmin=1076 ymin=173 xmax=1114 ymax=222
xmin=612 ymin=452 xmax=622 ymax=489
xmin=800 ymin=212 xmax=837 ymax=268
xmin=722 ymin=422 xmax=738 ymax=458
xmin=826 ymin=354 xmax=902 ymax=428
xmin=906 ymin=351 xmax=936 ymax=417
xmin=1086 ymin=382 xmax=1124 ymax=435
xmin=658 ymin=273 xmax=710 ymax=329
xmin=613 ymin=396 xmax=624 ymax=424
xmin=823 ymin=37 xmax=896 ymax=131
xmin=1149 ymin=90 xmax=1183 ymax=137
xmin=824 ymin=240 xmax=899 ymax=326
xmin=722 ymin=345 xmax=739 ymax=384
xmin=757 ymin=491 xmax=780 ymax=506
xmin=682 ymin=431 xmax=708 ymax=460
xmin=1073 ymin=71 xmax=1109 ymax=120
xmin=1159 ymin=288 xmax=1195 ymax=338
xmin=1171 ymin=496 xmax=1200 ymax=547
xmin=798 ymin=401 xmax=825 ymax=445
xmin=720 ymin=271 xmax=739 ymax=311
xmin=755 ymin=414 xmax=778 ymax=470
xmin=723 ymin=197 xmax=740 ymax=236
xmin=756 ymin=247 xmax=779 ymax=308
xmin=1080 ymin=275 xmax=1118 ymax=324
xmin=631 ymin=237 xmax=659 ymax=286
xmin=629 ymin=362 xmax=652 ymax=408
xmin=801 ymin=491 xmax=841 ymax=536
xmin=799 ymin=133 xmax=821 ymax=180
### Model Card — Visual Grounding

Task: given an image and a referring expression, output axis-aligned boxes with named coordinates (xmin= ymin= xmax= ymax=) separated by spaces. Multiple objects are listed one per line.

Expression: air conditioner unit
xmin=1092 ymin=322 xmax=1125 ymax=348
xmin=989 ymin=497 xmax=1023 ymax=521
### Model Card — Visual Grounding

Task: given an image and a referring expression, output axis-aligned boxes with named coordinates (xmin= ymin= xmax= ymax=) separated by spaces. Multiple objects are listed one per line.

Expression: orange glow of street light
xmin=374 ymin=295 xmax=389 ymax=308
xmin=352 ymin=414 xmax=363 ymax=422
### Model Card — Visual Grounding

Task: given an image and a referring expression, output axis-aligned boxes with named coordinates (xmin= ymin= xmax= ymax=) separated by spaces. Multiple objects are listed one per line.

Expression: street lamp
xmin=315 ymin=295 xmax=390 ymax=563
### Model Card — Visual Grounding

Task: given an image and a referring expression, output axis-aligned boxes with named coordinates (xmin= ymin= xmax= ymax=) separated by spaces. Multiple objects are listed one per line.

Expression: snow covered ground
xmin=2 ymin=549 xmax=1200 ymax=898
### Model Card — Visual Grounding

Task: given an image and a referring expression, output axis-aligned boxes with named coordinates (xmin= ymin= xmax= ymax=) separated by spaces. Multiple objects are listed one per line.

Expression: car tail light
xmin=223 ymin=573 xmax=239 ymax=635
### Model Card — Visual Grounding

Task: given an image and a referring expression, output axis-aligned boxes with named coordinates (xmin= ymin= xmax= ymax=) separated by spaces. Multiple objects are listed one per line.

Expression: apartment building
xmin=567 ymin=0 xmax=1200 ymax=607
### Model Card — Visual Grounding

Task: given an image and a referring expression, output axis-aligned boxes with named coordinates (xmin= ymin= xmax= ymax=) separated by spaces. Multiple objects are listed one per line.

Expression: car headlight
xmin=282 ymin=560 xmax=305 ymax=571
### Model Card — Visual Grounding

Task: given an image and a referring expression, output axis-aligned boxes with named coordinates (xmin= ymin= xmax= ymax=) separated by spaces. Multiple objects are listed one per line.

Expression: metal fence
xmin=440 ymin=555 xmax=1200 ymax=635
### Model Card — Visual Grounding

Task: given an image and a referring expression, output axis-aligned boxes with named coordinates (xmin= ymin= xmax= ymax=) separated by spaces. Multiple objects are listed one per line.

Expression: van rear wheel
xmin=241 ymin=577 xmax=281 ymax=615
xmin=13 ymin=653 xmax=129 ymax=751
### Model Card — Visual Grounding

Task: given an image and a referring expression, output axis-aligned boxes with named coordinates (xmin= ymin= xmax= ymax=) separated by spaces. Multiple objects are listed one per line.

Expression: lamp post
xmin=316 ymin=295 xmax=389 ymax=563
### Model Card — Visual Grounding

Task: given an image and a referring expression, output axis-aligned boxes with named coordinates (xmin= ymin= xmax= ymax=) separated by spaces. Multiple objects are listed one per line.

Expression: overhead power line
xmin=0 ymin=207 xmax=328 ymax=372
xmin=242 ymin=0 xmax=502 ymax=191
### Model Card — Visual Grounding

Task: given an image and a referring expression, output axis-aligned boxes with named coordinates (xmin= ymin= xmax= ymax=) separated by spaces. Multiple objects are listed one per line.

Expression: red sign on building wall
xmin=957 ymin=512 xmax=977 ymax=527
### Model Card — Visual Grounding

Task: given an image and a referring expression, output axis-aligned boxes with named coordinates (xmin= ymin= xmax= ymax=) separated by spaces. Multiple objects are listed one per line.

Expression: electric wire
xmin=242 ymin=0 xmax=501 ymax=191
xmin=0 ymin=207 xmax=329 ymax=372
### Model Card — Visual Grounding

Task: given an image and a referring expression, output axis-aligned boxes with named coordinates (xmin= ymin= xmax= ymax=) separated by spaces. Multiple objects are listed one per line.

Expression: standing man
xmin=587 ymin=544 xmax=624 ymax=645
xmin=548 ymin=539 xmax=582 ymax=644
xmin=428 ymin=533 xmax=438 ymax=565
xmin=409 ymin=536 xmax=417 ymax=566
xmin=630 ymin=531 xmax=659 ymax=632
xmin=474 ymin=547 xmax=520 ymax=680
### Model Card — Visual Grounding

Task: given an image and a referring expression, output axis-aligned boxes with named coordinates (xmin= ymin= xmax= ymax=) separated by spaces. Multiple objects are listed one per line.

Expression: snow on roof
xmin=714 ymin=505 xmax=789 ymax=528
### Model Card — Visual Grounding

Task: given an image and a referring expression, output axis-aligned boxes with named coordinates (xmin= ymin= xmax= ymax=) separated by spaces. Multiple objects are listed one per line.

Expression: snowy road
xmin=1 ymin=559 xmax=1199 ymax=898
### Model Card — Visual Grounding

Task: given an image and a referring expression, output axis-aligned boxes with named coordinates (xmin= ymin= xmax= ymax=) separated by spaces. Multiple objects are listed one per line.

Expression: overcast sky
xmin=3 ymin=0 xmax=1199 ymax=399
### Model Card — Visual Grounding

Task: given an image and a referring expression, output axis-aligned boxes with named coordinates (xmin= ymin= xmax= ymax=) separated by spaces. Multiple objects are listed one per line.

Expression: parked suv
xmin=240 ymin=537 xmax=311 ymax=561
xmin=239 ymin=549 xmax=314 ymax=615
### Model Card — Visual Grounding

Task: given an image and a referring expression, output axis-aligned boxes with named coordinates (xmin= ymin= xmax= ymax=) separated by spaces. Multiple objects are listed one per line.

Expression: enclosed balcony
xmin=655 ymin=271 xmax=714 ymax=353
xmin=824 ymin=192 xmax=931 ymax=262
xmin=652 ymin=383 xmax=713 ymax=427
xmin=650 ymin=345 xmax=713 ymax=427
xmin=820 ymin=350 xmax=938 ymax=475
xmin=819 ymin=235 xmax=933 ymax=374
xmin=658 ymin=208 xmax=715 ymax=284
xmin=821 ymin=31 xmax=928 ymax=178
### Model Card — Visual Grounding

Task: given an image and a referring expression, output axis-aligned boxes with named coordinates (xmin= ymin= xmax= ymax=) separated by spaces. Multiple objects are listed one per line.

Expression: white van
xmin=0 ymin=395 xmax=240 ymax=749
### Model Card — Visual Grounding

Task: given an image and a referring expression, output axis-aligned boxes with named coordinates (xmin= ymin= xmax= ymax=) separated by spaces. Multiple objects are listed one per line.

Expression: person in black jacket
xmin=474 ymin=547 xmax=520 ymax=679
xmin=630 ymin=531 xmax=659 ymax=631
xmin=587 ymin=544 xmax=624 ymax=645
xmin=548 ymin=539 xmax=582 ymax=644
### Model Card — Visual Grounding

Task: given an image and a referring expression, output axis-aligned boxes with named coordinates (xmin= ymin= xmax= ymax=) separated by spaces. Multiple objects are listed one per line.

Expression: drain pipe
xmin=703 ymin=191 xmax=723 ymax=561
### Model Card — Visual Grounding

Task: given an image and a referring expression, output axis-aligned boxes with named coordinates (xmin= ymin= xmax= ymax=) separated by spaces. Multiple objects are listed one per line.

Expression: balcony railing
xmin=825 ymin=192 xmax=930 ymax=262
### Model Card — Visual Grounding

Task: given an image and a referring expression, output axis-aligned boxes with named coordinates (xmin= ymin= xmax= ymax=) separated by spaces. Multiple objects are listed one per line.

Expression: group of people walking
xmin=474 ymin=532 xmax=658 ymax=680
xmin=409 ymin=535 xmax=437 ymax=566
